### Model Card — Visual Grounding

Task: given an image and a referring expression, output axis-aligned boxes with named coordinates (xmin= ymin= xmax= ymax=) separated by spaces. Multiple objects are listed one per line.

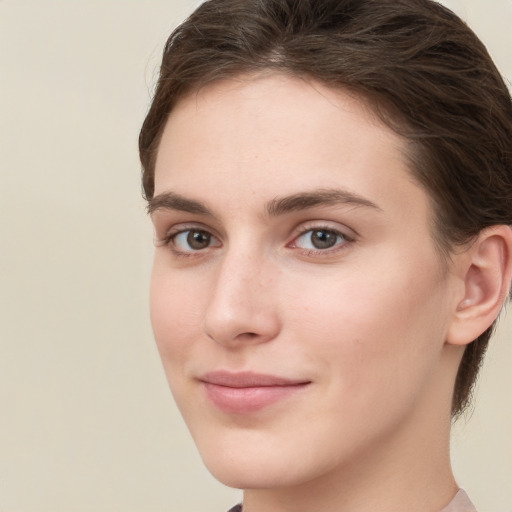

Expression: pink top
xmin=227 ymin=489 xmax=477 ymax=512
xmin=440 ymin=489 xmax=477 ymax=512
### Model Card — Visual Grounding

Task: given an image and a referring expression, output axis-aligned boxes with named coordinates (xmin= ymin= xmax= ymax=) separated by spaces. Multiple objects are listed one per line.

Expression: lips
xmin=200 ymin=371 xmax=311 ymax=414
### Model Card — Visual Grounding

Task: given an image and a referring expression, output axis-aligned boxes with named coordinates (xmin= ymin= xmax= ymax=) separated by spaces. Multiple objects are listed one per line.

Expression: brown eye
xmin=187 ymin=230 xmax=212 ymax=249
xmin=170 ymin=229 xmax=221 ymax=253
xmin=292 ymin=228 xmax=349 ymax=252
xmin=310 ymin=230 xmax=338 ymax=249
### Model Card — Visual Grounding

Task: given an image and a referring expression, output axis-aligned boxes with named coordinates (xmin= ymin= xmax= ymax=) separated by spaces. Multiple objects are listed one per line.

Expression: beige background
xmin=0 ymin=1 xmax=511 ymax=511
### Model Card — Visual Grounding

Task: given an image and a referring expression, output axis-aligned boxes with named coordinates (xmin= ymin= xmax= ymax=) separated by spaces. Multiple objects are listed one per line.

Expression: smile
xmin=200 ymin=371 xmax=311 ymax=414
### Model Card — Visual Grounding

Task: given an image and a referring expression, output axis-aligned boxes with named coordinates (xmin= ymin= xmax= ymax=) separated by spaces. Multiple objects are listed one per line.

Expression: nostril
xmin=236 ymin=332 xmax=259 ymax=341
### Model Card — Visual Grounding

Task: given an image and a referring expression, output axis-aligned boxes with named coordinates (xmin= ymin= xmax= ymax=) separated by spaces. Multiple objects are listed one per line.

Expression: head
xmin=140 ymin=0 xmax=512 ymax=492
xmin=140 ymin=0 xmax=512 ymax=417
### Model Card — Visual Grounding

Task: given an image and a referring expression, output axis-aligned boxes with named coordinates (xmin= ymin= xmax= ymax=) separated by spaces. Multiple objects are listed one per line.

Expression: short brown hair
xmin=139 ymin=0 xmax=512 ymax=417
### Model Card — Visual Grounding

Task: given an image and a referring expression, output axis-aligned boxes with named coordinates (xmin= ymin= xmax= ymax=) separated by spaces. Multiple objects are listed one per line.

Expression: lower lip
xmin=203 ymin=382 xmax=309 ymax=414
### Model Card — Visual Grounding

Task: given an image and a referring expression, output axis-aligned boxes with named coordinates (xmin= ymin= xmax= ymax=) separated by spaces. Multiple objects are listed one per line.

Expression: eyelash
xmin=288 ymin=225 xmax=354 ymax=256
xmin=160 ymin=224 xmax=354 ymax=258
xmin=159 ymin=225 xmax=220 ymax=258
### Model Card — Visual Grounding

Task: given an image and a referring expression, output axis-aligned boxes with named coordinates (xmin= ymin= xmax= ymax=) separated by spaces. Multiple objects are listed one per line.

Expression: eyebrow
xmin=147 ymin=188 xmax=381 ymax=217
xmin=266 ymin=188 xmax=382 ymax=216
xmin=147 ymin=192 xmax=213 ymax=216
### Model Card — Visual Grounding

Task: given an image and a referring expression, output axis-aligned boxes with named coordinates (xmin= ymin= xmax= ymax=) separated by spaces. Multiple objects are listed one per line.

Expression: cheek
xmin=285 ymin=255 xmax=448 ymax=399
xmin=149 ymin=263 xmax=205 ymax=364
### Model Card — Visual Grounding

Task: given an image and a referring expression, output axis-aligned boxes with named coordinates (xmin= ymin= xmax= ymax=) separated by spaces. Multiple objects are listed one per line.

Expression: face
xmin=150 ymin=74 xmax=460 ymax=491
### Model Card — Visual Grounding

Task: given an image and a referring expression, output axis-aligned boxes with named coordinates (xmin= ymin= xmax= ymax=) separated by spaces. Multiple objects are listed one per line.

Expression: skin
xmin=149 ymin=74 xmax=502 ymax=512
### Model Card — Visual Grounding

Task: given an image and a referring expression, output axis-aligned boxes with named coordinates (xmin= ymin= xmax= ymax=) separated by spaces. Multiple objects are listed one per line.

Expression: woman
xmin=139 ymin=1 xmax=512 ymax=510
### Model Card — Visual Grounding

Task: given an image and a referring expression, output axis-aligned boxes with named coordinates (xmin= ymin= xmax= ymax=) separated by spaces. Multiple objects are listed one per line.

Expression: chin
xmin=190 ymin=425 xmax=299 ymax=488
xmin=192 ymin=424 xmax=345 ymax=491
xmin=203 ymin=456 xmax=303 ymax=490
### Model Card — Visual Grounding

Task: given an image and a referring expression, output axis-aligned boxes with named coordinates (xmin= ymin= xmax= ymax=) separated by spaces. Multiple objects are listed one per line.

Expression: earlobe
xmin=447 ymin=225 xmax=512 ymax=346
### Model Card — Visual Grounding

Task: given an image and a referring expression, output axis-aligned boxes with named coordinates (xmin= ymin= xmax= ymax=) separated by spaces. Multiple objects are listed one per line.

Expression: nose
xmin=202 ymin=247 xmax=281 ymax=348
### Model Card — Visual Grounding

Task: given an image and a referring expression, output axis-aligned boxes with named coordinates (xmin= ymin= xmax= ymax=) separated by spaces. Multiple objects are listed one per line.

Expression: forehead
xmin=153 ymin=73 xmax=429 ymax=226
xmin=157 ymin=75 xmax=405 ymax=175
xmin=163 ymin=73 xmax=394 ymax=149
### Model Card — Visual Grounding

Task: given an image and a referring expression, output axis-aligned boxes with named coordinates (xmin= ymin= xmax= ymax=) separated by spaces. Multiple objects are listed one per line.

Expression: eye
xmin=292 ymin=228 xmax=349 ymax=251
xmin=170 ymin=229 xmax=221 ymax=253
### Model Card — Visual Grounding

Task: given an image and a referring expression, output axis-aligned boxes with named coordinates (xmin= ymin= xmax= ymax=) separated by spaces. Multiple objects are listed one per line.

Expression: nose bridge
xmin=203 ymin=239 xmax=280 ymax=346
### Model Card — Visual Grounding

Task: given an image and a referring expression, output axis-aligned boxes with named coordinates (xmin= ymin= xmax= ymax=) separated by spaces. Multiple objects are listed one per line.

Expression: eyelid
xmin=287 ymin=221 xmax=356 ymax=254
xmin=290 ymin=220 xmax=356 ymax=241
xmin=155 ymin=221 xmax=215 ymax=242
xmin=156 ymin=222 xmax=222 ymax=255
xmin=155 ymin=219 xmax=355 ymax=257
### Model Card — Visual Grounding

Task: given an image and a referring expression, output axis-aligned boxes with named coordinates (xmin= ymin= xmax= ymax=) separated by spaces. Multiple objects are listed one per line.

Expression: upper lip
xmin=200 ymin=371 xmax=311 ymax=388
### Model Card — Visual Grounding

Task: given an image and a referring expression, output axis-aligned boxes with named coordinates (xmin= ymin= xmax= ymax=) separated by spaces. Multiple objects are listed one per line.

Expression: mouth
xmin=199 ymin=371 xmax=311 ymax=414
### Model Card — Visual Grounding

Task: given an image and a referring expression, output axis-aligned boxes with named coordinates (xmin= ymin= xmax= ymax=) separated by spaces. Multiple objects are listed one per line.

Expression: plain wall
xmin=0 ymin=1 xmax=510 ymax=511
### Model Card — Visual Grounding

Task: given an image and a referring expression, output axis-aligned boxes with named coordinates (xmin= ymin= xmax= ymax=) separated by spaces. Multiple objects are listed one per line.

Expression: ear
xmin=447 ymin=225 xmax=512 ymax=346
